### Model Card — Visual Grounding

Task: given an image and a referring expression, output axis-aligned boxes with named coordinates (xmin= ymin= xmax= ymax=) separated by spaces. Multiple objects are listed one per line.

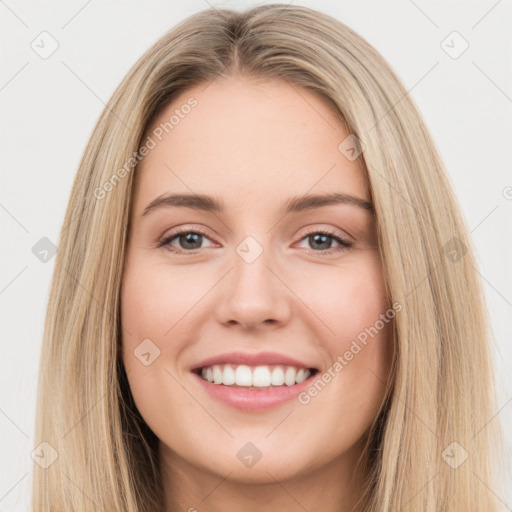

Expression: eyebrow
xmin=142 ymin=192 xmax=374 ymax=216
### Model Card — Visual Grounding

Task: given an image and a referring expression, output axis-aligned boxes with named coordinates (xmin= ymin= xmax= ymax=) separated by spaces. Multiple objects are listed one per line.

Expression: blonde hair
xmin=32 ymin=4 xmax=503 ymax=511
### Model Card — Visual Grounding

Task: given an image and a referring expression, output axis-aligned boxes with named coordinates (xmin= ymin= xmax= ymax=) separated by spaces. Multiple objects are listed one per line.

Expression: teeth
xmin=223 ymin=364 xmax=235 ymax=385
xmin=199 ymin=364 xmax=312 ymax=388
xmin=284 ymin=366 xmax=296 ymax=386
xmin=271 ymin=366 xmax=285 ymax=386
xmin=252 ymin=366 xmax=271 ymax=387
xmin=212 ymin=365 xmax=223 ymax=384
xmin=235 ymin=365 xmax=253 ymax=386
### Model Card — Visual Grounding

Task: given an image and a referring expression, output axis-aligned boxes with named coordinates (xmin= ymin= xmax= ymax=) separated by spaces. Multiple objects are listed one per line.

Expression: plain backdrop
xmin=1 ymin=0 xmax=511 ymax=510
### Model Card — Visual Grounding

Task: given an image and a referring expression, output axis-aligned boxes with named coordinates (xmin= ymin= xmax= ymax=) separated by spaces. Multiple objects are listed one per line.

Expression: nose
xmin=214 ymin=241 xmax=292 ymax=331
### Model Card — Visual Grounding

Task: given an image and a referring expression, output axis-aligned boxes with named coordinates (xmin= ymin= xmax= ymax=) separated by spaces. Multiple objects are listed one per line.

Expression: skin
xmin=120 ymin=75 xmax=394 ymax=512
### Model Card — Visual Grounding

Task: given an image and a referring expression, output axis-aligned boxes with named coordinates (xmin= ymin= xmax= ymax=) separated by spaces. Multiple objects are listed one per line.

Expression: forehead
xmin=132 ymin=76 xmax=369 ymax=216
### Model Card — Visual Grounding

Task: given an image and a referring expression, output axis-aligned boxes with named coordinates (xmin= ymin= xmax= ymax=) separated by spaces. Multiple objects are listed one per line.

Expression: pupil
xmin=181 ymin=233 xmax=201 ymax=249
xmin=310 ymin=233 xmax=331 ymax=250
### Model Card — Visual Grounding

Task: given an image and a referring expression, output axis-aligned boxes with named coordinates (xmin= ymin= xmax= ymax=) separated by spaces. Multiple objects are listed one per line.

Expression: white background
xmin=1 ymin=0 xmax=511 ymax=510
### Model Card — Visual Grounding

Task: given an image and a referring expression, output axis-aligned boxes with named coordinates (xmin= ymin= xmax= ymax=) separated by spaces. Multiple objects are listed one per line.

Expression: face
xmin=120 ymin=75 xmax=393 ymax=486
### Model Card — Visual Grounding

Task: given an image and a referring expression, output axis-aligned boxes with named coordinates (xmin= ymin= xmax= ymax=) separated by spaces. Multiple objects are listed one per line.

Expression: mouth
xmin=192 ymin=363 xmax=320 ymax=390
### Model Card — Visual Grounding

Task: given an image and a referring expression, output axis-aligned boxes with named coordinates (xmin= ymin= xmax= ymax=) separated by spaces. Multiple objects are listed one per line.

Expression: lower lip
xmin=192 ymin=371 xmax=318 ymax=411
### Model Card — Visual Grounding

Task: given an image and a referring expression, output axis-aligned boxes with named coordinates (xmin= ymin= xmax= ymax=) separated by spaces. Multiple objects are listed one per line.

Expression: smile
xmin=195 ymin=363 xmax=317 ymax=388
xmin=192 ymin=364 xmax=319 ymax=411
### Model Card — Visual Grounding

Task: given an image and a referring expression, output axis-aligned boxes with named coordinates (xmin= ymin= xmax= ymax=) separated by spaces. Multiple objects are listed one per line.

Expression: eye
xmin=296 ymin=229 xmax=353 ymax=254
xmin=158 ymin=227 xmax=214 ymax=254
xmin=157 ymin=227 xmax=353 ymax=255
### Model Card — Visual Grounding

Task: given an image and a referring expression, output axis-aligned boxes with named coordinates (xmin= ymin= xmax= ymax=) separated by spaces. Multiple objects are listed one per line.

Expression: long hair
xmin=32 ymin=4 xmax=503 ymax=511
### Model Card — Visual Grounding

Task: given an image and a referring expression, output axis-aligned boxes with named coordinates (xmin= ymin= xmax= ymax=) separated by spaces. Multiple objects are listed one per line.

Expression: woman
xmin=32 ymin=4 xmax=503 ymax=511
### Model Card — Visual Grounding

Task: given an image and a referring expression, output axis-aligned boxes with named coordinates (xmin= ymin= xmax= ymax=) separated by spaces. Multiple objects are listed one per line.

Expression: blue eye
xmin=160 ymin=230 xmax=211 ymax=252
xmin=158 ymin=228 xmax=353 ymax=255
xmin=298 ymin=230 xmax=353 ymax=253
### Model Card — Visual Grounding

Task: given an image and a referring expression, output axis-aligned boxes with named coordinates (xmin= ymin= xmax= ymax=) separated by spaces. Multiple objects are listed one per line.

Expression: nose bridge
xmin=232 ymin=233 xmax=278 ymax=301
xmin=214 ymin=233 xmax=290 ymax=328
xmin=235 ymin=234 xmax=272 ymax=286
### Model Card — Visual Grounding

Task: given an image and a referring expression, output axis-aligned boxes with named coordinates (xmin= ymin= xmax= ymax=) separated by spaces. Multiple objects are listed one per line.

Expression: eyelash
xmin=157 ymin=227 xmax=353 ymax=255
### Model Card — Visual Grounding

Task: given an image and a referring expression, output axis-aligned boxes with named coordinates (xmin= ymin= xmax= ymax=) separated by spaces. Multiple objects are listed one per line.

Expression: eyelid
xmin=295 ymin=224 xmax=355 ymax=243
xmin=158 ymin=224 xmax=354 ymax=255
xmin=157 ymin=225 xmax=216 ymax=249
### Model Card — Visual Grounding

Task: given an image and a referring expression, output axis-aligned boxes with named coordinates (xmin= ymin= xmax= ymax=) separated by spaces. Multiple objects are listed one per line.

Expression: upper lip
xmin=190 ymin=351 xmax=318 ymax=372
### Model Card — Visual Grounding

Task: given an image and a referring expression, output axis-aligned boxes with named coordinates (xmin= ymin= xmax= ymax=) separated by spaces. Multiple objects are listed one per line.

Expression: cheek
xmin=301 ymin=254 xmax=393 ymax=399
xmin=303 ymin=255 xmax=389 ymax=344
xmin=296 ymin=261 xmax=392 ymax=452
xmin=120 ymin=256 xmax=205 ymax=346
xmin=120 ymin=261 xmax=197 ymax=437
